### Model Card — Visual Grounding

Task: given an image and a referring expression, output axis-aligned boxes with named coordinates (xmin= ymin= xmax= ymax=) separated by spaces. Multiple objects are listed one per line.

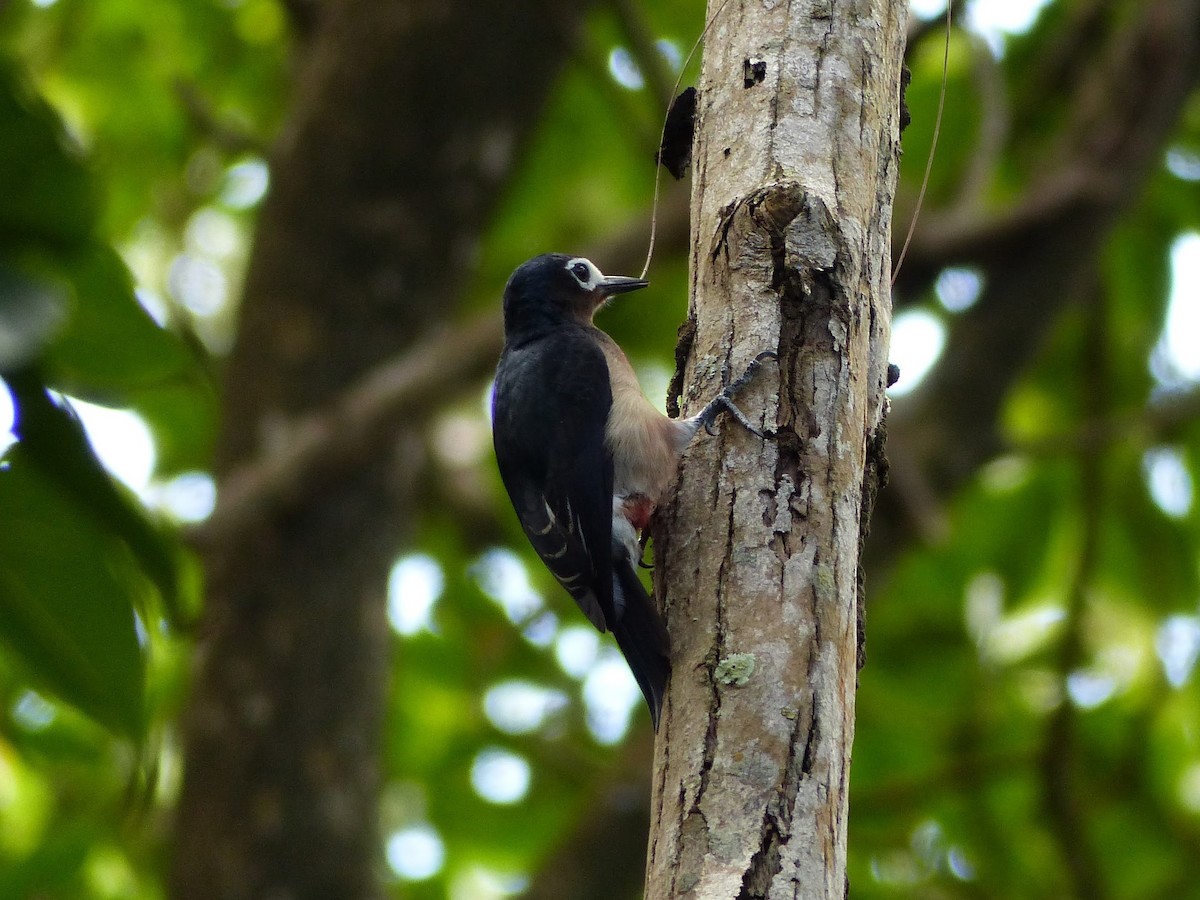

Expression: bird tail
xmin=610 ymin=562 xmax=671 ymax=730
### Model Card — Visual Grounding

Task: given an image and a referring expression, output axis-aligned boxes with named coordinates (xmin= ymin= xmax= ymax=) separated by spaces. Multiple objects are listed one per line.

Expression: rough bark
xmin=169 ymin=1 xmax=592 ymax=897
xmin=646 ymin=2 xmax=906 ymax=898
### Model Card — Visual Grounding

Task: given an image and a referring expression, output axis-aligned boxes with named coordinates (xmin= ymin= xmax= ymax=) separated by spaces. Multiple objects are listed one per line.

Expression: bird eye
xmin=571 ymin=262 xmax=591 ymax=283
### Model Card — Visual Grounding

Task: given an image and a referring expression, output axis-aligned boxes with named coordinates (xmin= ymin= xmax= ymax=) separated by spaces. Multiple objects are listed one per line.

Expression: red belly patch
xmin=620 ymin=493 xmax=656 ymax=532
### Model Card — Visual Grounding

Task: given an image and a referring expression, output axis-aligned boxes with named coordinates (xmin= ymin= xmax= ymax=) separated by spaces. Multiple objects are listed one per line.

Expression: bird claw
xmin=698 ymin=351 xmax=777 ymax=438
xmin=726 ymin=350 xmax=777 ymax=393
xmin=722 ymin=351 xmax=777 ymax=401
xmin=717 ymin=396 xmax=765 ymax=438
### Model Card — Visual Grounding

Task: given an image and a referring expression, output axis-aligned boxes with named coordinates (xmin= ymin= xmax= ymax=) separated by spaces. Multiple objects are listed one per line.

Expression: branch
xmin=894 ymin=160 xmax=1118 ymax=291
xmin=190 ymin=312 xmax=503 ymax=549
xmin=1018 ymin=385 xmax=1200 ymax=457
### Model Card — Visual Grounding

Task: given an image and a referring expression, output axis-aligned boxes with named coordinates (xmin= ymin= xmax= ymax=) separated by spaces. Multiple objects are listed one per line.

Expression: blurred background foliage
xmin=0 ymin=0 xmax=1199 ymax=897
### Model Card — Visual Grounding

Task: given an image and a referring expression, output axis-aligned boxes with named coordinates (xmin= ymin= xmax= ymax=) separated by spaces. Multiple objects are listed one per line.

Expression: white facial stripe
xmin=565 ymin=256 xmax=604 ymax=291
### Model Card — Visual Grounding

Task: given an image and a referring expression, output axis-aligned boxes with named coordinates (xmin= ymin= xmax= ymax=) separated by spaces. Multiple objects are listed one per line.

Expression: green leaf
xmin=0 ymin=445 xmax=146 ymax=738
xmin=43 ymin=243 xmax=198 ymax=398
xmin=7 ymin=370 xmax=182 ymax=624
xmin=41 ymin=243 xmax=218 ymax=477
xmin=0 ymin=59 xmax=97 ymax=248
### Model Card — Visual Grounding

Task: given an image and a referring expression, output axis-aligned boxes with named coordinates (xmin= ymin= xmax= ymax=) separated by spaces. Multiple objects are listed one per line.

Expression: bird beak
xmin=596 ymin=275 xmax=649 ymax=297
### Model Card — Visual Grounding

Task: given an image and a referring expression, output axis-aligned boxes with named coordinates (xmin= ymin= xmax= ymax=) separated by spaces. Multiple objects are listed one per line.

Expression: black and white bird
xmin=491 ymin=253 xmax=772 ymax=727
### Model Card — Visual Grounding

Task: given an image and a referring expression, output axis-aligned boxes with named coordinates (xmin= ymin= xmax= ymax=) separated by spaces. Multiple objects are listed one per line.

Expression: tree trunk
xmin=169 ymin=1 xmax=592 ymax=897
xmin=647 ymin=2 xmax=906 ymax=898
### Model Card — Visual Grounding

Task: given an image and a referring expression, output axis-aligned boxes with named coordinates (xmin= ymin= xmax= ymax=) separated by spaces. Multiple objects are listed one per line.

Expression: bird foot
xmin=697 ymin=351 xmax=777 ymax=437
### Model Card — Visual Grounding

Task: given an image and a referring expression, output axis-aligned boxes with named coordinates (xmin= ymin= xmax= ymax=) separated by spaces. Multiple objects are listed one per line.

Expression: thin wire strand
xmin=891 ymin=1 xmax=952 ymax=284
xmin=640 ymin=0 xmax=734 ymax=280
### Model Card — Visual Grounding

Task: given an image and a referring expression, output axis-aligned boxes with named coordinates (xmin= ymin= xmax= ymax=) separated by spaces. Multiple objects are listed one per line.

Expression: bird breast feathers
xmin=595 ymin=333 xmax=691 ymax=501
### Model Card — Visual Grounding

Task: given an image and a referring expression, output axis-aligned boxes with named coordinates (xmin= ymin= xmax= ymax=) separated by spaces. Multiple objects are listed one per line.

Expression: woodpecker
xmin=491 ymin=253 xmax=772 ymax=728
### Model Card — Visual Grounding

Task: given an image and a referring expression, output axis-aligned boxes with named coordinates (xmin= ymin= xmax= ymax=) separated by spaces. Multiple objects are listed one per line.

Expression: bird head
xmin=502 ymin=253 xmax=648 ymax=335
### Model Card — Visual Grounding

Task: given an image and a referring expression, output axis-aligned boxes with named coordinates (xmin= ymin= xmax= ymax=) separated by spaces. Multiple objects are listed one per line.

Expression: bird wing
xmin=492 ymin=328 xmax=616 ymax=631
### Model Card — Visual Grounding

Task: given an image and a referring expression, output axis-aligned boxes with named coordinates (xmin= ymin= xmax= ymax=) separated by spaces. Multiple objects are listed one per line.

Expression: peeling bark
xmin=648 ymin=2 xmax=906 ymax=898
